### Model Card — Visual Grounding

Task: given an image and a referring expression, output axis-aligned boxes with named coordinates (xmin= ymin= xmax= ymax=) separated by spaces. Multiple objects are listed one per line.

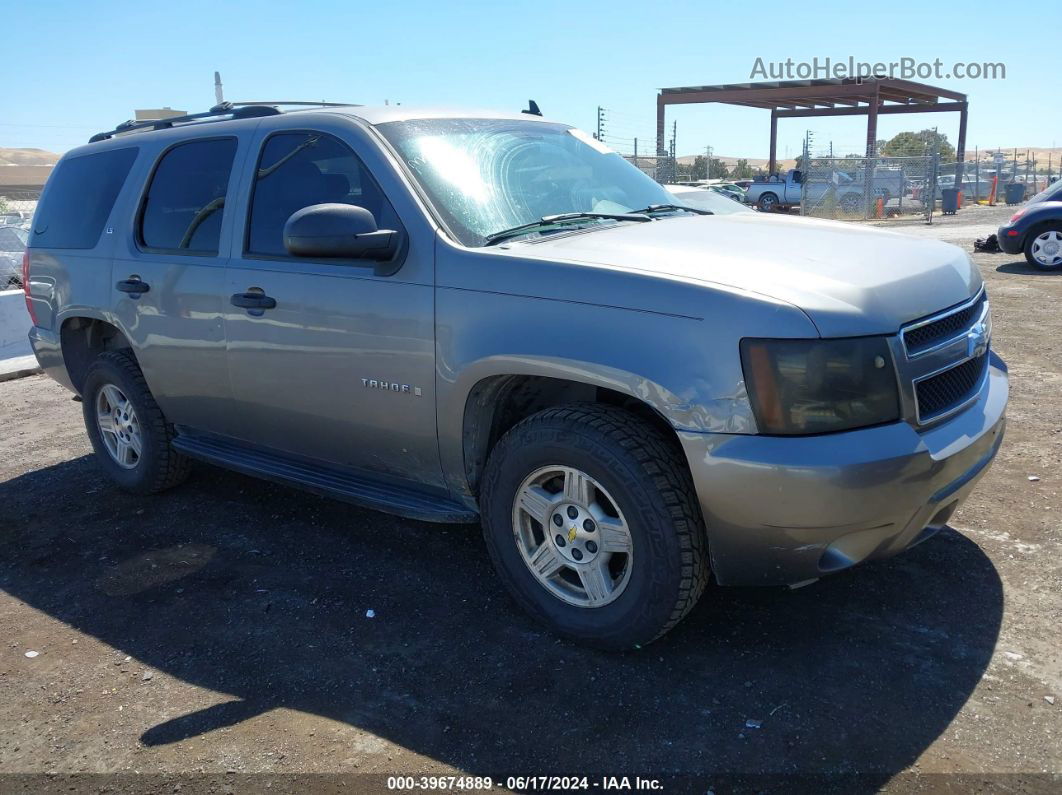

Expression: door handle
xmin=230 ymin=292 xmax=277 ymax=310
xmin=116 ymin=279 xmax=150 ymax=295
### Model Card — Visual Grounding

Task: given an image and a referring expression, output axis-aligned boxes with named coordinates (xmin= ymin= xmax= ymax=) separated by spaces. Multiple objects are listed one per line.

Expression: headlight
xmin=740 ymin=337 xmax=900 ymax=435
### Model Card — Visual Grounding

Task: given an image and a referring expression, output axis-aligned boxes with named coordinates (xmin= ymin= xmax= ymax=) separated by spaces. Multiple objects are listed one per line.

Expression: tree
xmin=707 ymin=158 xmax=730 ymax=179
xmin=731 ymin=159 xmax=753 ymax=179
xmin=882 ymin=129 xmax=956 ymax=161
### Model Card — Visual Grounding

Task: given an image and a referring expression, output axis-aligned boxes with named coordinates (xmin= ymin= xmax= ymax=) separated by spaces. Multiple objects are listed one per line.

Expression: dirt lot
xmin=0 ymin=204 xmax=1059 ymax=793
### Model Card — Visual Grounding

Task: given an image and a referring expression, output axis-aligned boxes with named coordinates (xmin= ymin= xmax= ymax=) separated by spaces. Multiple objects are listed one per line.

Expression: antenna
xmin=214 ymin=71 xmax=224 ymax=105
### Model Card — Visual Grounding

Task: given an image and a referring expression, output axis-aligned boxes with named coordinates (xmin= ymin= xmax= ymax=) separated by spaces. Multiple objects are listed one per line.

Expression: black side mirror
xmin=283 ymin=203 xmax=400 ymax=261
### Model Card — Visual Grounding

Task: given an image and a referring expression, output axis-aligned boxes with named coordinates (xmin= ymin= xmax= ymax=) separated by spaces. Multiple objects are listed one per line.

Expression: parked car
xmin=25 ymin=102 xmax=1007 ymax=649
xmin=0 ymin=224 xmax=28 ymax=288
xmin=746 ymin=168 xmax=905 ymax=213
xmin=708 ymin=184 xmax=744 ymax=202
xmin=664 ymin=184 xmax=753 ymax=214
xmin=997 ymin=178 xmax=1062 ymax=269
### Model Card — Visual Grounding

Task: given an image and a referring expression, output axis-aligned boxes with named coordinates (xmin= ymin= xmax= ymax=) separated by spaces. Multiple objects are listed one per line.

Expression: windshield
xmin=377 ymin=119 xmax=680 ymax=246
xmin=1029 ymin=178 xmax=1062 ymax=204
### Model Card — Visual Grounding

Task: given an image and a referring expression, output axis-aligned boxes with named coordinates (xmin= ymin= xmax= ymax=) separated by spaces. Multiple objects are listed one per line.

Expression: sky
xmin=3 ymin=0 xmax=1059 ymax=160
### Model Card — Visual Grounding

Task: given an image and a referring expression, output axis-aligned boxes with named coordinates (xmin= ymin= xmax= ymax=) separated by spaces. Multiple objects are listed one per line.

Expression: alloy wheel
xmin=511 ymin=465 xmax=634 ymax=608
xmin=95 ymin=383 xmax=142 ymax=469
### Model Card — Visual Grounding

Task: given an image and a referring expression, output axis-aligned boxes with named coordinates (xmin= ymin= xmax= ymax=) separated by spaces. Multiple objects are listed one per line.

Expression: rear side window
xmin=32 ymin=147 xmax=137 ymax=249
xmin=139 ymin=138 xmax=237 ymax=254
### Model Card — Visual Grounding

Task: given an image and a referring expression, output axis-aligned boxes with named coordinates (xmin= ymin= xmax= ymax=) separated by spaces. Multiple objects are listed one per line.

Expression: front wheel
xmin=480 ymin=404 xmax=710 ymax=650
xmin=1024 ymin=225 xmax=1062 ymax=270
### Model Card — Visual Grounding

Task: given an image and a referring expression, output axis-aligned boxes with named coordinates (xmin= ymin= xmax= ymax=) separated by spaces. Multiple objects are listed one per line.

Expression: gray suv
xmin=25 ymin=102 xmax=1007 ymax=649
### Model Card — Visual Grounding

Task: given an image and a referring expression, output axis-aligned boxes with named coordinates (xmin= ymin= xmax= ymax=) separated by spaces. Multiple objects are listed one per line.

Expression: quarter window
xmin=247 ymin=132 xmax=401 ymax=257
xmin=139 ymin=138 xmax=237 ymax=254
xmin=32 ymin=147 xmax=138 ymax=249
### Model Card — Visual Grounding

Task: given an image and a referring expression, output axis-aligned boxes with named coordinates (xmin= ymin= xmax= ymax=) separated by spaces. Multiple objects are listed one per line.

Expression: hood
xmin=514 ymin=213 xmax=980 ymax=337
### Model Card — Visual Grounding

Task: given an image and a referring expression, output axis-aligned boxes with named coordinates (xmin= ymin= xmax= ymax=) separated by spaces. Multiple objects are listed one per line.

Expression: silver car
xmin=25 ymin=104 xmax=1007 ymax=649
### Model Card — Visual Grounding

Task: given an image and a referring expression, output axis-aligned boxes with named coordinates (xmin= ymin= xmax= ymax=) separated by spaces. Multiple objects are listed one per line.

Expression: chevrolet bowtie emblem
xmin=568 ymin=526 xmax=578 ymax=544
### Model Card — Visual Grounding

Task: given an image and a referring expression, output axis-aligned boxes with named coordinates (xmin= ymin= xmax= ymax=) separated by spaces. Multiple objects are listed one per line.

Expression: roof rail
xmin=88 ymin=100 xmax=359 ymax=143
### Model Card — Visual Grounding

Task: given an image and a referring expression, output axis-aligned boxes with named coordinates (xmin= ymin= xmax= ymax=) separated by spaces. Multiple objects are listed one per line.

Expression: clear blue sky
xmin=3 ymin=0 xmax=1059 ymax=160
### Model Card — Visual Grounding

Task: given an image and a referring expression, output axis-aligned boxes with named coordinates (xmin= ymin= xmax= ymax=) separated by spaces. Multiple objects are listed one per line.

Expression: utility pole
xmin=596 ymin=106 xmax=606 ymax=141
xmin=706 ymin=145 xmax=712 ymax=181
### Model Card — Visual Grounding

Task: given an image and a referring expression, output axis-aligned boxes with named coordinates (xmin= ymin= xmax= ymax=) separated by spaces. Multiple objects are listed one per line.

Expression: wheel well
xmin=462 ymin=375 xmax=680 ymax=497
xmin=60 ymin=318 xmax=134 ymax=393
xmin=1025 ymin=218 xmax=1062 ymax=243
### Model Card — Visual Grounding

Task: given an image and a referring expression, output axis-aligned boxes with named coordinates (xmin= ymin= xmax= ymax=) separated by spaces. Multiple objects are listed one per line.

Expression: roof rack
xmin=88 ymin=101 xmax=358 ymax=143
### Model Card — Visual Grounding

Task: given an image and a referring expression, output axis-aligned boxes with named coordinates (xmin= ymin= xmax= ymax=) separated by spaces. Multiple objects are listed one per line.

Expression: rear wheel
xmin=82 ymin=350 xmax=191 ymax=494
xmin=1024 ymin=225 xmax=1062 ymax=270
xmin=480 ymin=404 xmax=710 ymax=650
xmin=757 ymin=192 xmax=779 ymax=212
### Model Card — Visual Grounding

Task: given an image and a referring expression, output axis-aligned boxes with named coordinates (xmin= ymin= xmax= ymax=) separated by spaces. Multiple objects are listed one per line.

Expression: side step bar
xmin=172 ymin=433 xmax=478 ymax=525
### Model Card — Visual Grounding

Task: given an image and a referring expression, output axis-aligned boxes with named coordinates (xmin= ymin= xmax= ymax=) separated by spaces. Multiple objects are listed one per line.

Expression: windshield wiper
xmin=483 ymin=211 xmax=651 ymax=246
xmin=628 ymin=203 xmax=713 ymax=216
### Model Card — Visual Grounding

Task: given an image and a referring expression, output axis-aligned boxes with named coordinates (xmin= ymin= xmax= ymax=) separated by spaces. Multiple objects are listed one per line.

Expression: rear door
xmin=220 ymin=121 xmax=442 ymax=487
xmin=111 ymin=134 xmax=247 ymax=435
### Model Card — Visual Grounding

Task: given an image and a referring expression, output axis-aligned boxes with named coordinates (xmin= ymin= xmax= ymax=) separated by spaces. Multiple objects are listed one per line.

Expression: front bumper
xmin=997 ymin=224 xmax=1024 ymax=254
xmin=679 ymin=351 xmax=1008 ymax=586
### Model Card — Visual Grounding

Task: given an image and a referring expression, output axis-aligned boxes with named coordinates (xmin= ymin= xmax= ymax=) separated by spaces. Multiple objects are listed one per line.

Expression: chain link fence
xmin=800 ymin=153 xmax=938 ymax=223
xmin=624 ymin=154 xmax=677 ymax=184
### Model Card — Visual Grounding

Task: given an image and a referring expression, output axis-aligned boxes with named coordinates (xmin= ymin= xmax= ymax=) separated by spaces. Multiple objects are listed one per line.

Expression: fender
xmin=433 ymin=236 xmax=819 ymax=500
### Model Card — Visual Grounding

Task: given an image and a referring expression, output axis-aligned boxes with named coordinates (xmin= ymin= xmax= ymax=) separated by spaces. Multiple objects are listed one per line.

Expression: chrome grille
xmin=915 ymin=353 xmax=989 ymax=421
xmin=896 ymin=288 xmax=991 ymax=425
xmin=903 ymin=291 xmax=986 ymax=355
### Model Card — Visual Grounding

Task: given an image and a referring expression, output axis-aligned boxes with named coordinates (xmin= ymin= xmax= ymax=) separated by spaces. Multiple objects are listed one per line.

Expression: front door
xmin=221 ymin=127 xmax=442 ymax=487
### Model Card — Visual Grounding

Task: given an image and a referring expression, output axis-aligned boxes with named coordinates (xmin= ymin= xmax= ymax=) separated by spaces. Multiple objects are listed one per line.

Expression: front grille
xmin=916 ymin=353 xmax=988 ymax=420
xmin=904 ymin=292 xmax=986 ymax=355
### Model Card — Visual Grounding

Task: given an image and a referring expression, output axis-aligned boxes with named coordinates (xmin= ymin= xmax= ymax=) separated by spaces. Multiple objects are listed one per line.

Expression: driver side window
xmin=246 ymin=131 xmax=401 ymax=257
xmin=139 ymin=138 xmax=237 ymax=254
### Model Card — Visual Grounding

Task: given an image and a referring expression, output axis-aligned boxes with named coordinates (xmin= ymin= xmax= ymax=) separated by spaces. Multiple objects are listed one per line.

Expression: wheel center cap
xmin=551 ymin=503 xmax=599 ymax=563
xmin=1044 ymin=242 xmax=1059 ymax=255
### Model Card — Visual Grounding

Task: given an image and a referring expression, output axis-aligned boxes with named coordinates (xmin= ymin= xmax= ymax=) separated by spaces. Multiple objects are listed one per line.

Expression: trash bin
xmin=941 ymin=188 xmax=960 ymax=215
xmin=1004 ymin=182 xmax=1025 ymax=205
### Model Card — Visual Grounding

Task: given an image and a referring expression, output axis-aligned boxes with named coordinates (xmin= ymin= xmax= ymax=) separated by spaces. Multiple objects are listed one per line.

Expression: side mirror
xmin=283 ymin=203 xmax=400 ymax=261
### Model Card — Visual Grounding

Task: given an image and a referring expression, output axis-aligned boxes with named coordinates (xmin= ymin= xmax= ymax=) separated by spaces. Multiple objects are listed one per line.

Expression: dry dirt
xmin=0 ymin=204 xmax=1059 ymax=793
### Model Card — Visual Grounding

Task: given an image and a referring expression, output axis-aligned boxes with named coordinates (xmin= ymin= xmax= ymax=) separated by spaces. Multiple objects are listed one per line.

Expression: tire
xmin=1023 ymin=224 xmax=1062 ymax=270
xmin=81 ymin=349 xmax=191 ymax=494
xmin=757 ymin=192 xmax=779 ymax=212
xmin=839 ymin=193 xmax=861 ymax=214
xmin=480 ymin=404 xmax=710 ymax=650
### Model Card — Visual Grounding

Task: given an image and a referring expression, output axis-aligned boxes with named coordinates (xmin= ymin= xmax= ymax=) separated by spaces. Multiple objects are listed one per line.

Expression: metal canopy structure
xmin=656 ymin=78 xmax=968 ymax=178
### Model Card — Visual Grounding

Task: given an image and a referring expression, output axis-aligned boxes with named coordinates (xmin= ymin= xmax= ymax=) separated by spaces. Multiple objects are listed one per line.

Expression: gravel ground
xmin=0 ymin=203 xmax=1059 ymax=793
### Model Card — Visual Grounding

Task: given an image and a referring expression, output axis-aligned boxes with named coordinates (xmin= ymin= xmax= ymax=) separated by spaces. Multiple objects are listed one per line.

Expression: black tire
xmin=480 ymin=404 xmax=710 ymax=650
xmin=81 ymin=349 xmax=191 ymax=494
xmin=1023 ymin=223 xmax=1062 ymax=271
xmin=839 ymin=193 xmax=861 ymax=214
xmin=757 ymin=192 xmax=779 ymax=212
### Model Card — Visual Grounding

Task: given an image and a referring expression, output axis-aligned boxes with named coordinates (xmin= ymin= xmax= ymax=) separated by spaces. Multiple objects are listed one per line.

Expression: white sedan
xmin=664 ymin=184 xmax=753 ymax=215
